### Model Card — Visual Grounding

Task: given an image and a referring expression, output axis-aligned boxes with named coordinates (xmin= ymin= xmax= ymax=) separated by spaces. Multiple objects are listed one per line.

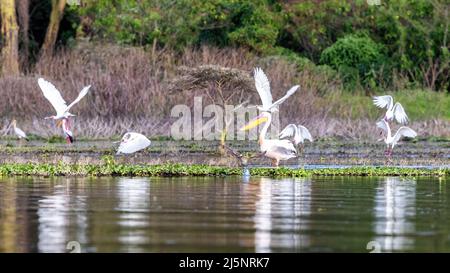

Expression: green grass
xmin=0 ymin=159 xmax=447 ymax=177
xmin=336 ymin=89 xmax=450 ymax=121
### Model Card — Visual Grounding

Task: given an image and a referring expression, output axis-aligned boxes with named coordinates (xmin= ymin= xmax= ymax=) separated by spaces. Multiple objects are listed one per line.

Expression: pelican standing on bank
xmin=116 ymin=132 xmax=151 ymax=154
xmin=373 ymin=95 xmax=409 ymax=124
xmin=376 ymin=119 xmax=417 ymax=158
xmin=240 ymin=67 xmax=300 ymax=167
xmin=6 ymin=120 xmax=29 ymax=141
xmin=241 ymin=112 xmax=297 ymax=167
xmin=38 ymin=78 xmax=91 ymax=120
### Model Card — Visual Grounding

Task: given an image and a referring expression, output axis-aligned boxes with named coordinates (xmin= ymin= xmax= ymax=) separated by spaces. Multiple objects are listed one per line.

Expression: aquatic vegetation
xmin=0 ymin=158 xmax=447 ymax=178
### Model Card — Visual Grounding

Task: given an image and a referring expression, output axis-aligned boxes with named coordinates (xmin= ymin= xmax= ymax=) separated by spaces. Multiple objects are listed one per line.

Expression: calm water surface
xmin=0 ymin=176 xmax=449 ymax=253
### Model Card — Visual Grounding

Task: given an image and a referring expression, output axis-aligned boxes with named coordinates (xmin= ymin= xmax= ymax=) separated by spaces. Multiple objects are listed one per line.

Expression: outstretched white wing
xmin=393 ymin=102 xmax=408 ymax=125
xmin=298 ymin=125 xmax=313 ymax=142
xmin=253 ymin=67 xmax=273 ymax=110
xmin=393 ymin=127 xmax=417 ymax=145
xmin=269 ymin=139 xmax=297 ymax=156
xmin=66 ymin=85 xmax=92 ymax=113
xmin=117 ymin=132 xmax=151 ymax=154
xmin=38 ymin=78 xmax=68 ymax=115
xmin=279 ymin=124 xmax=297 ymax=139
xmin=376 ymin=119 xmax=389 ymax=134
xmin=271 ymin=85 xmax=300 ymax=109
xmin=373 ymin=95 xmax=393 ymax=109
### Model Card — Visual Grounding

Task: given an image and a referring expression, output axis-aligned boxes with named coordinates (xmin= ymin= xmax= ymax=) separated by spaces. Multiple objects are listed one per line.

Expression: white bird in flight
xmin=253 ymin=67 xmax=300 ymax=113
xmin=241 ymin=112 xmax=297 ymax=167
xmin=373 ymin=95 xmax=408 ymax=124
xmin=279 ymin=124 xmax=313 ymax=146
xmin=38 ymin=78 xmax=91 ymax=120
xmin=6 ymin=120 xmax=29 ymax=141
xmin=376 ymin=119 xmax=417 ymax=158
xmin=116 ymin=132 xmax=151 ymax=155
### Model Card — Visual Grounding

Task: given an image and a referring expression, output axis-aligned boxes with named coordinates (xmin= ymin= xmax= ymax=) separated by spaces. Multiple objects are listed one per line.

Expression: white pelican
xmin=253 ymin=67 xmax=300 ymax=112
xmin=373 ymin=95 xmax=408 ymax=124
xmin=38 ymin=78 xmax=91 ymax=120
xmin=376 ymin=119 xmax=417 ymax=157
xmin=279 ymin=124 xmax=313 ymax=146
xmin=7 ymin=120 xmax=29 ymax=141
xmin=241 ymin=112 xmax=297 ymax=167
xmin=116 ymin=132 xmax=151 ymax=155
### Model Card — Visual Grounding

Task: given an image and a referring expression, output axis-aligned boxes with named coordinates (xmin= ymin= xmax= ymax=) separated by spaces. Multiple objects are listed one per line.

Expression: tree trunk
xmin=40 ymin=0 xmax=66 ymax=57
xmin=0 ymin=0 xmax=20 ymax=76
xmin=16 ymin=0 xmax=29 ymax=67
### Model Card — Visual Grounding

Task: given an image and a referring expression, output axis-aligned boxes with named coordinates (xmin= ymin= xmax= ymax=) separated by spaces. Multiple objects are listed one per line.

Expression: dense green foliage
xmin=14 ymin=0 xmax=450 ymax=92
xmin=281 ymin=0 xmax=449 ymax=91
xmin=320 ymin=34 xmax=386 ymax=88
xmin=77 ymin=0 xmax=280 ymax=52
xmin=0 ymin=160 xmax=447 ymax=177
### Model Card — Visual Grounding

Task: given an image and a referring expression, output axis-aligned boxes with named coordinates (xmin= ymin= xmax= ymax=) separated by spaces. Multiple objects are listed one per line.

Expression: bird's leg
xmin=66 ymin=136 xmax=73 ymax=144
xmin=384 ymin=145 xmax=389 ymax=164
xmin=271 ymin=159 xmax=279 ymax=168
xmin=298 ymin=144 xmax=304 ymax=156
xmin=271 ymin=159 xmax=278 ymax=167
xmin=387 ymin=147 xmax=393 ymax=164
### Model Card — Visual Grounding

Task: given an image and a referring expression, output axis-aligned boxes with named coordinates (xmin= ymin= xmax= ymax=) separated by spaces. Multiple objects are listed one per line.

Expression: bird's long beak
xmin=240 ymin=114 xmax=268 ymax=131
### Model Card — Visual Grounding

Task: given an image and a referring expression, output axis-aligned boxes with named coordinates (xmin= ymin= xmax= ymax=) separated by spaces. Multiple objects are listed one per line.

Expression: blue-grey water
xmin=0 ymin=176 xmax=449 ymax=253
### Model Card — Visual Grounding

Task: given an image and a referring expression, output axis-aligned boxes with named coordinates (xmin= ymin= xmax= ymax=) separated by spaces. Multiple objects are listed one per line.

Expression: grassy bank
xmin=0 ymin=162 xmax=447 ymax=177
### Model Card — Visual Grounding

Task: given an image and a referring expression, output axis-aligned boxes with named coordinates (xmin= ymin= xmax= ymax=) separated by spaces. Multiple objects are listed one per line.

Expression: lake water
xmin=0 ymin=176 xmax=449 ymax=253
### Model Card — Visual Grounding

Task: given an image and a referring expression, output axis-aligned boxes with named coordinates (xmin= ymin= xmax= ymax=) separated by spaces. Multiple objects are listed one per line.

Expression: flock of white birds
xmin=3 ymin=68 xmax=417 ymax=166
xmin=4 ymin=77 xmax=152 ymax=155
xmin=239 ymin=68 xmax=417 ymax=166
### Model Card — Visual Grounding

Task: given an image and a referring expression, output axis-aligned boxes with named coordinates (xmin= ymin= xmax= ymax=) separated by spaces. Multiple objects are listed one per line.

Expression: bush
xmin=320 ymin=34 xmax=386 ymax=89
xmin=280 ymin=0 xmax=366 ymax=61
xmin=15 ymin=0 xmax=450 ymax=92
xmin=76 ymin=0 xmax=281 ymax=53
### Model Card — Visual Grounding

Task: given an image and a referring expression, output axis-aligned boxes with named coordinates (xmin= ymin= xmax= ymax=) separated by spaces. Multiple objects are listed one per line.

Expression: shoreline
xmin=0 ymin=162 xmax=448 ymax=177
xmin=0 ymin=139 xmax=448 ymax=167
